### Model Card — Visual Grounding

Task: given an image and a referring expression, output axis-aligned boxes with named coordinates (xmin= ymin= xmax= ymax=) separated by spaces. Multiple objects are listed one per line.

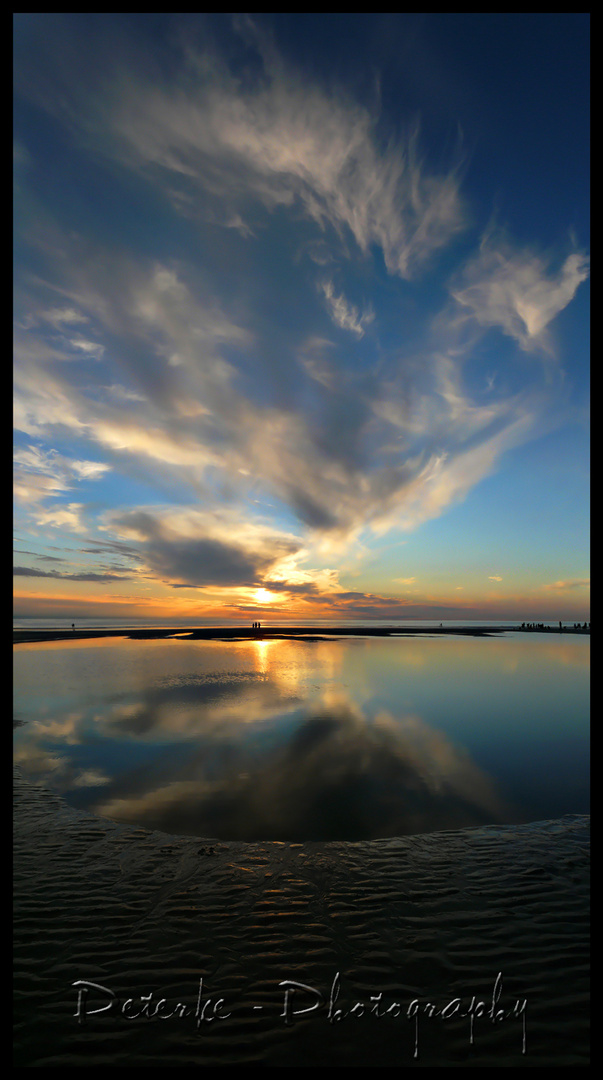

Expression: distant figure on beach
xmin=559 ymin=621 xmax=562 ymax=631
xmin=71 ymin=623 xmax=75 ymax=631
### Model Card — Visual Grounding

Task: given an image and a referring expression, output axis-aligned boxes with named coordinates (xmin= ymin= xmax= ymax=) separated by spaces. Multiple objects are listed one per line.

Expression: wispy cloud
xmin=34 ymin=503 xmax=87 ymax=534
xmin=544 ymin=579 xmax=590 ymax=591
xmin=14 ymin=445 xmax=111 ymax=506
xmin=319 ymin=280 xmax=374 ymax=337
xmin=39 ymin=307 xmax=89 ymax=329
xmin=19 ymin=18 xmax=466 ymax=280
xmin=297 ymin=338 xmax=337 ymax=389
xmin=13 ymin=565 xmax=132 ymax=582
xmin=13 ymin=247 xmax=554 ymax=547
xmin=450 ymin=232 xmax=589 ymax=352
xmin=65 ymin=335 xmax=105 ymax=359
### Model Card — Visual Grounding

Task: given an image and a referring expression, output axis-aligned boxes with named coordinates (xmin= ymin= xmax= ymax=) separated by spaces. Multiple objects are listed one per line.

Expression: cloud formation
xmin=450 ymin=234 xmax=589 ymax=352
xmin=108 ymin=508 xmax=302 ymax=588
xmin=13 ymin=566 xmax=132 ymax=583
xmin=13 ymin=16 xmax=589 ymax=616
xmin=19 ymin=17 xmax=466 ymax=280
xmin=319 ymin=280 xmax=374 ymax=337
xmin=544 ymin=579 xmax=590 ymax=591
xmin=14 ymin=445 xmax=111 ymax=505
xmin=14 ymin=230 xmax=578 ymax=560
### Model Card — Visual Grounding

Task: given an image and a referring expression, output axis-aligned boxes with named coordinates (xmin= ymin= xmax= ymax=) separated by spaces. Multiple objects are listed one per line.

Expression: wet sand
xmin=12 ymin=623 xmax=590 ymax=645
xmin=14 ymin=767 xmax=589 ymax=1067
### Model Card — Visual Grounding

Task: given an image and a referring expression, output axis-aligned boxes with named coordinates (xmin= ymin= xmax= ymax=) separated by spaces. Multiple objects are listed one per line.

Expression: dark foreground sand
xmin=14 ymin=767 xmax=589 ymax=1067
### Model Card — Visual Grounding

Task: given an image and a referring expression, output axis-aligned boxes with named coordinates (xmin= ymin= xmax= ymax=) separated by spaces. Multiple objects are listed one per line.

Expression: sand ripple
xmin=14 ymin=768 xmax=589 ymax=1066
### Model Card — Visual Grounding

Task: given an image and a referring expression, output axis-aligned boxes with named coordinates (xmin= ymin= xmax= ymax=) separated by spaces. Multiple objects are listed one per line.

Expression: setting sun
xmin=254 ymin=588 xmax=278 ymax=604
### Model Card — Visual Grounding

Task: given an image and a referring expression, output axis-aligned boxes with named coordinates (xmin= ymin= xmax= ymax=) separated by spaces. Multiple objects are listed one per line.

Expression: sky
xmin=13 ymin=14 xmax=590 ymax=624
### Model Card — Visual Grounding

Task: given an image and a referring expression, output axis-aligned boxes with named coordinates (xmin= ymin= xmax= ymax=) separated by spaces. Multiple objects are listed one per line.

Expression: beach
xmin=14 ymin=768 xmax=589 ymax=1066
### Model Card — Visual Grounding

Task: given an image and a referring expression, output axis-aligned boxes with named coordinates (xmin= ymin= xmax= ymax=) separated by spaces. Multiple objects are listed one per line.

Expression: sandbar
xmin=12 ymin=623 xmax=590 ymax=645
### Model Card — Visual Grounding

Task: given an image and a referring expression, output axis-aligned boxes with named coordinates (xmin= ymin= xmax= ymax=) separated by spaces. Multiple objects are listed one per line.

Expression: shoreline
xmin=13 ymin=623 xmax=590 ymax=645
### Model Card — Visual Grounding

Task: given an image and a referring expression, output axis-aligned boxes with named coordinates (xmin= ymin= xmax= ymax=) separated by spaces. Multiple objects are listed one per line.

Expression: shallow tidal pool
xmin=13 ymin=632 xmax=590 ymax=840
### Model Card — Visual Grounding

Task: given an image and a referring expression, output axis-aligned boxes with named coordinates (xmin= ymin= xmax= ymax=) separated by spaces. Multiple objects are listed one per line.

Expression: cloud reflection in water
xmin=91 ymin=690 xmax=512 ymax=840
xmin=16 ymin=634 xmax=581 ymax=841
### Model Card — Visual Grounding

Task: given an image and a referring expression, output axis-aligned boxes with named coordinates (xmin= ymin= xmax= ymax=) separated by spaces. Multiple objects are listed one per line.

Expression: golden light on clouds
xmin=254 ymin=588 xmax=279 ymax=605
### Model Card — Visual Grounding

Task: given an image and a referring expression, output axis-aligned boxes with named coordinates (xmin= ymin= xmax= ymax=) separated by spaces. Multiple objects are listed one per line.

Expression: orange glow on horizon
xmin=13 ymin=581 xmax=590 ymax=625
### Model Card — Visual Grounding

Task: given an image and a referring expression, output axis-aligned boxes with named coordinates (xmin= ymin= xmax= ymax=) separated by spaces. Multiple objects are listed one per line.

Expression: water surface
xmin=13 ymin=633 xmax=589 ymax=840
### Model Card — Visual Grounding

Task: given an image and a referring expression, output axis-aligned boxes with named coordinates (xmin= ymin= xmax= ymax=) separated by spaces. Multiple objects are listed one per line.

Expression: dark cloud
xmin=315 ymin=590 xmax=500 ymax=621
xmin=79 ymin=539 xmax=143 ymax=559
xmin=253 ymin=579 xmax=320 ymax=595
xmin=13 ymin=566 xmax=132 ymax=583
xmin=157 ymin=537 xmax=265 ymax=586
xmin=13 ymin=550 xmax=65 ymax=562
xmin=110 ymin=510 xmax=300 ymax=588
xmin=278 ymin=486 xmax=339 ymax=531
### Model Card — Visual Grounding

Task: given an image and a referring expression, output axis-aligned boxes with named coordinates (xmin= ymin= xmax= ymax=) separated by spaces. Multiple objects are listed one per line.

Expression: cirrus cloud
xmin=18 ymin=16 xmax=467 ymax=281
xmin=450 ymin=232 xmax=589 ymax=353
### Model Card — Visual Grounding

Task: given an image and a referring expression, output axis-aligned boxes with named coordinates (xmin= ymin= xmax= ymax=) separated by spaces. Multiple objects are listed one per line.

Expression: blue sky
xmin=14 ymin=14 xmax=590 ymax=622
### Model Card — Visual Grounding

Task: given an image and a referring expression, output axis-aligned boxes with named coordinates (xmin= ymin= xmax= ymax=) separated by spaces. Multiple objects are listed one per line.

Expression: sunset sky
xmin=14 ymin=14 xmax=590 ymax=624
